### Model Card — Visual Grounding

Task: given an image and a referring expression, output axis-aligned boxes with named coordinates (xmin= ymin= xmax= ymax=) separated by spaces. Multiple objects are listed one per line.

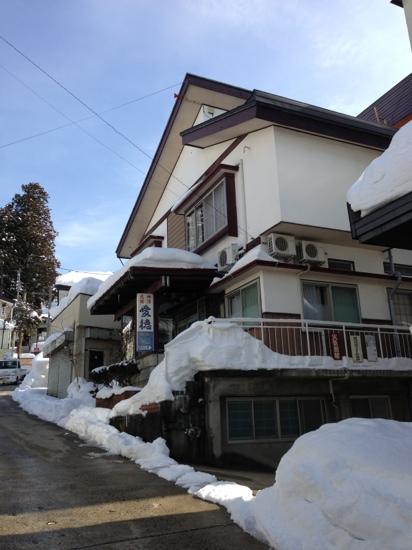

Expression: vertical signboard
xmin=329 ymin=332 xmax=342 ymax=360
xmin=350 ymin=334 xmax=364 ymax=362
xmin=136 ymin=293 xmax=154 ymax=352
xmin=365 ymin=334 xmax=378 ymax=362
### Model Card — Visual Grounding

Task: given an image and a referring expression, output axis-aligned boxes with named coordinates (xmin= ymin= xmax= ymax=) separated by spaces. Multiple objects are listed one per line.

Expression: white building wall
xmin=274 ymin=127 xmax=379 ymax=231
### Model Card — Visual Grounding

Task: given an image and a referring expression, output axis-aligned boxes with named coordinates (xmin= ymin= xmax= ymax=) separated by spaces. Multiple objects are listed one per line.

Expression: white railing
xmin=213 ymin=317 xmax=412 ymax=360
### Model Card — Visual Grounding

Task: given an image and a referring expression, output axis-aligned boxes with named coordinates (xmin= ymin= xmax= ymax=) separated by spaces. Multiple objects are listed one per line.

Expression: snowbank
xmin=96 ymin=381 xmax=140 ymax=399
xmin=347 ymin=121 xmax=412 ymax=215
xmin=87 ymin=247 xmax=215 ymax=311
xmin=252 ymin=419 xmax=412 ymax=549
xmin=111 ymin=317 xmax=412 ymax=417
xmin=20 ymin=352 xmax=49 ymax=389
xmin=13 ymin=381 xmax=412 ymax=549
xmin=50 ymin=275 xmax=111 ymax=319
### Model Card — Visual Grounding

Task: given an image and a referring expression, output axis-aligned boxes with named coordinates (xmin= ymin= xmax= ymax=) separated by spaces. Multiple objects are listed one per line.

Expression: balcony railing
xmin=211 ymin=317 xmax=412 ymax=362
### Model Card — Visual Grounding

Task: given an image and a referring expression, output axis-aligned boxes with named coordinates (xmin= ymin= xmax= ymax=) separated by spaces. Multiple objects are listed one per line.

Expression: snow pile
xmin=347 ymin=121 xmax=412 ymax=215
xmin=56 ymin=271 xmax=112 ymax=287
xmin=111 ymin=318 xmax=412 ymax=417
xmin=218 ymin=244 xmax=276 ymax=284
xmin=87 ymin=247 xmax=215 ymax=311
xmin=20 ymin=352 xmax=49 ymax=389
xmin=13 ymin=378 xmax=412 ymax=549
xmin=50 ymin=275 xmax=111 ymax=319
xmin=252 ymin=419 xmax=412 ymax=549
xmin=14 ymin=377 xmax=96 ymax=425
xmin=0 ymin=318 xmax=14 ymax=330
xmin=96 ymin=381 xmax=140 ymax=400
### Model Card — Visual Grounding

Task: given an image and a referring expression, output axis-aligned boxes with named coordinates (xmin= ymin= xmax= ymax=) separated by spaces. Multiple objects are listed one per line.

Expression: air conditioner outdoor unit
xmin=298 ymin=241 xmax=326 ymax=264
xmin=217 ymin=244 xmax=241 ymax=271
xmin=266 ymin=233 xmax=296 ymax=259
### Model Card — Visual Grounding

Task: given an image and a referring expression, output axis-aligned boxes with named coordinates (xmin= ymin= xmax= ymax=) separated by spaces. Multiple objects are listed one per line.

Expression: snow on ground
xmin=50 ymin=276 xmax=111 ymax=319
xmin=20 ymin=352 xmax=49 ymax=389
xmin=252 ymin=419 xmax=412 ymax=550
xmin=111 ymin=317 xmax=412 ymax=418
xmin=96 ymin=381 xmax=140 ymax=399
xmin=12 ymin=380 xmax=412 ymax=549
xmin=87 ymin=247 xmax=215 ymax=311
xmin=347 ymin=121 xmax=412 ymax=216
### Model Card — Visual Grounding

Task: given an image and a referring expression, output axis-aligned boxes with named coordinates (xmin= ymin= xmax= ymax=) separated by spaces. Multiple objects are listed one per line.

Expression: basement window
xmin=226 ymin=397 xmax=326 ymax=442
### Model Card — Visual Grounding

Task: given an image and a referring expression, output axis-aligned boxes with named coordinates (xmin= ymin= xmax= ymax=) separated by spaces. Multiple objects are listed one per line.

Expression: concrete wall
xmin=203 ymin=373 xmax=412 ymax=468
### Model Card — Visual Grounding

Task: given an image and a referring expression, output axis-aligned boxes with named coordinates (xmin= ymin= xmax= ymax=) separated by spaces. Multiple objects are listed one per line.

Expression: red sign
xmin=329 ymin=332 xmax=342 ymax=360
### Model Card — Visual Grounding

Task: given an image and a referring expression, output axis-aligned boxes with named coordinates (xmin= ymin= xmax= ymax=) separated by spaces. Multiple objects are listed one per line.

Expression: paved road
xmin=0 ymin=387 xmax=266 ymax=549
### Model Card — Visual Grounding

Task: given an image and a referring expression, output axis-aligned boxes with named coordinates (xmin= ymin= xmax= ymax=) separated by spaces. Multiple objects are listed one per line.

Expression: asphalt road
xmin=0 ymin=386 xmax=266 ymax=549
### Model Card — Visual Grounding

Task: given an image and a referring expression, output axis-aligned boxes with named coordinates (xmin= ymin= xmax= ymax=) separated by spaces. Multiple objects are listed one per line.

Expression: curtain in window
xmin=303 ymin=284 xmax=330 ymax=320
xmin=242 ymin=283 xmax=260 ymax=317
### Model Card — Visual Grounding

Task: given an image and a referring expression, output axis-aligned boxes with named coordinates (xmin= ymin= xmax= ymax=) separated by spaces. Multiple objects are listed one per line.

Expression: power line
xmin=0 ymin=33 xmax=257 ymax=243
xmin=0 ymin=80 xmax=181 ymax=151
xmin=0 ymin=62 xmax=147 ymax=175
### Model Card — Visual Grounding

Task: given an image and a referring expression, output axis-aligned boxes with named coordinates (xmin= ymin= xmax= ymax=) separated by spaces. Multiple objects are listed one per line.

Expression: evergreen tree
xmin=0 ymin=183 xmax=60 ymax=307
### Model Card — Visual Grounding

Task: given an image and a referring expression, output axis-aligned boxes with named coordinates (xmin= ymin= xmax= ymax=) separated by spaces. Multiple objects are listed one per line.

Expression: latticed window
xmin=226 ymin=398 xmax=326 ymax=441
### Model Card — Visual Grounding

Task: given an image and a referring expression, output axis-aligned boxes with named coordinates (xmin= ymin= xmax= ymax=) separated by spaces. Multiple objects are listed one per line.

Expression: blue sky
xmin=0 ymin=0 xmax=410 ymax=274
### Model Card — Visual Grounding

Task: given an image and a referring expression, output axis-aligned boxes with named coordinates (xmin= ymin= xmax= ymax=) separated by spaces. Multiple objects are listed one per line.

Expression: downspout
xmin=387 ymin=248 xmax=402 ymax=356
xmin=329 ymin=370 xmax=350 ymax=411
xmin=387 ymin=248 xmax=402 ymax=322
xmin=237 ymin=159 xmax=248 ymax=249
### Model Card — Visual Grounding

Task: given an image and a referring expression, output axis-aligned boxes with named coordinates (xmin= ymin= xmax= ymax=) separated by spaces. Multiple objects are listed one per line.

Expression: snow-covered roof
xmin=212 ymin=245 xmax=276 ymax=286
xmin=111 ymin=317 xmax=412 ymax=417
xmin=50 ymin=276 xmax=111 ymax=319
xmin=56 ymin=271 xmax=112 ymax=287
xmin=87 ymin=247 xmax=216 ymax=311
xmin=347 ymin=120 xmax=412 ymax=216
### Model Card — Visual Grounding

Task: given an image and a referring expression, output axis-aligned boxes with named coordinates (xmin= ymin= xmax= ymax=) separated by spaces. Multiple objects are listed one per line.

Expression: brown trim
xmin=210 ymin=259 xmax=401 ymax=291
xmin=262 ymin=312 xmax=301 ymax=319
xmin=130 ymin=235 xmax=164 ymax=258
xmin=116 ymin=74 xmax=251 ymax=256
xmin=182 ymin=93 xmax=395 ymax=149
xmin=192 ymin=226 xmax=228 ymax=255
xmin=395 ymin=113 xmax=412 ymax=128
xmin=175 ymin=165 xmax=239 ymax=214
xmin=142 ymin=209 xmax=170 ymax=241
xmin=225 ymin=172 xmax=238 ymax=237
xmin=390 ymin=0 xmax=403 ymax=7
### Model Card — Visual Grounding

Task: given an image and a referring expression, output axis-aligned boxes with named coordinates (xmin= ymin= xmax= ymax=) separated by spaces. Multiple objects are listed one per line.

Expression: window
xmin=384 ymin=262 xmax=412 ymax=278
xmin=227 ymin=398 xmax=326 ymax=441
xmin=302 ymin=282 xmax=360 ymax=323
xmin=389 ymin=290 xmax=412 ymax=324
xmin=328 ymin=259 xmax=355 ymax=271
xmin=227 ymin=281 xmax=260 ymax=318
xmin=186 ymin=180 xmax=227 ymax=251
xmin=350 ymin=396 xmax=391 ymax=419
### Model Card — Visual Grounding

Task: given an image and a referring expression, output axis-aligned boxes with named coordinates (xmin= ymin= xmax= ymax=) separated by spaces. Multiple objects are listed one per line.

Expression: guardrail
xmin=213 ymin=318 xmax=412 ymax=360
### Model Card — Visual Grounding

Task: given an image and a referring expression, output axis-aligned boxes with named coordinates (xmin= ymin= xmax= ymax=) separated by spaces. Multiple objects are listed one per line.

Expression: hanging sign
xmin=365 ymin=334 xmax=378 ymax=362
xmin=329 ymin=332 xmax=342 ymax=360
xmin=136 ymin=293 xmax=154 ymax=352
xmin=350 ymin=335 xmax=364 ymax=362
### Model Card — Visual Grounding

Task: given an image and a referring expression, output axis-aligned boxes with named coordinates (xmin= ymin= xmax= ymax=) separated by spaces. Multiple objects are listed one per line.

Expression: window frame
xmin=184 ymin=173 xmax=237 ymax=253
xmin=226 ymin=396 xmax=327 ymax=443
xmin=301 ymin=280 xmax=361 ymax=323
xmin=387 ymin=288 xmax=412 ymax=325
xmin=349 ymin=395 xmax=392 ymax=419
xmin=226 ymin=279 xmax=262 ymax=318
xmin=328 ymin=258 xmax=355 ymax=272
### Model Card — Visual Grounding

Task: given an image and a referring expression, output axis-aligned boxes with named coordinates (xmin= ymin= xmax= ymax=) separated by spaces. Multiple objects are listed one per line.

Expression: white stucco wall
xmin=274 ymin=127 xmax=379 ymax=231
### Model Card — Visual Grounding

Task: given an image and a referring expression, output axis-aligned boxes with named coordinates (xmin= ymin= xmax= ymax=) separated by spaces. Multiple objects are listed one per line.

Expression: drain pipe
xmin=329 ymin=370 xmax=350 ymax=410
xmin=387 ymin=248 xmax=402 ymax=322
xmin=237 ymin=159 xmax=248 ymax=249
